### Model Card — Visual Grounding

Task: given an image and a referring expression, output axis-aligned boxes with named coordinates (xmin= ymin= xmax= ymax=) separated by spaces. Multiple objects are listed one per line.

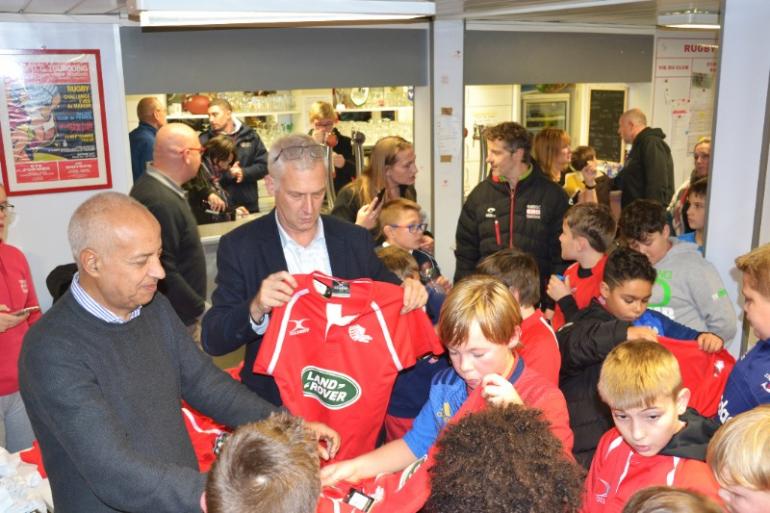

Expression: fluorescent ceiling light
xmin=129 ymin=0 xmax=435 ymax=27
xmin=658 ymin=11 xmax=720 ymax=30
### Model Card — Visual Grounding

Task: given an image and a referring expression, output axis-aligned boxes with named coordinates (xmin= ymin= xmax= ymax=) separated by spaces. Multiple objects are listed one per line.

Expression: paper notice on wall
xmin=652 ymin=34 xmax=718 ymax=186
xmin=438 ymin=116 xmax=461 ymax=160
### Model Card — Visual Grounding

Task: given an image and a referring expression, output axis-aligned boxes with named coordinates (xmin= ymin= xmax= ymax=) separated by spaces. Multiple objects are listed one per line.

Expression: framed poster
xmin=0 ymin=49 xmax=111 ymax=196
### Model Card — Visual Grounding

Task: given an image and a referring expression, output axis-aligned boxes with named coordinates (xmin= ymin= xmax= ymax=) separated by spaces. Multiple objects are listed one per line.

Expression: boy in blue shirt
xmin=718 ymin=243 xmax=770 ymax=423
xmin=320 ymin=275 xmax=573 ymax=486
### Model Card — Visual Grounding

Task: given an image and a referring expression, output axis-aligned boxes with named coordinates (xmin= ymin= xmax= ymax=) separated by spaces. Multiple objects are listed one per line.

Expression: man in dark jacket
xmin=199 ymin=98 xmax=268 ymax=213
xmin=130 ymin=123 xmax=206 ymax=338
xmin=615 ymin=108 xmax=674 ymax=208
xmin=454 ymin=122 xmax=568 ymax=307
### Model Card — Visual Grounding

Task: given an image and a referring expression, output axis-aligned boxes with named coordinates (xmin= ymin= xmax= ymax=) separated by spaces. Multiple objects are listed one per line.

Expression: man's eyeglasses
xmin=0 ymin=203 xmax=15 ymax=214
xmin=389 ymin=223 xmax=428 ymax=234
xmin=272 ymin=144 xmax=326 ymax=163
xmin=180 ymin=147 xmax=205 ymax=155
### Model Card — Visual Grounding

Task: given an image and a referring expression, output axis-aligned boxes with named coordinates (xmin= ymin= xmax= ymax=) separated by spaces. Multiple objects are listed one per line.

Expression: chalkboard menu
xmin=588 ymin=89 xmax=626 ymax=162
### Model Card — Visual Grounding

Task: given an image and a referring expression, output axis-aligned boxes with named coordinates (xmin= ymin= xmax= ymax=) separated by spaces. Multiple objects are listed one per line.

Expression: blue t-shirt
xmin=129 ymin=122 xmax=157 ymax=182
xmin=718 ymin=339 xmax=770 ymax=423
xmin=403 ymin=357 xmax=525 ymax=458
xmin=677 ymin=232 xmax=704 ymax=255
xmin=633 ymin=309 xmax=701 ymax=339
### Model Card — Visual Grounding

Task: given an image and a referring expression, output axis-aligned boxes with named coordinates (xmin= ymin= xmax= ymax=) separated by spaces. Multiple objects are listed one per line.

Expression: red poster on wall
xmin=0 ymin=49 xmax=112 ymax=195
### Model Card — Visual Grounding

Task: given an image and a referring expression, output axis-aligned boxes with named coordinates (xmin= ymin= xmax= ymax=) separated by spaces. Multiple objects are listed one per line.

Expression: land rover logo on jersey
xmin=302 ymin=366 xmax=361 ymax=410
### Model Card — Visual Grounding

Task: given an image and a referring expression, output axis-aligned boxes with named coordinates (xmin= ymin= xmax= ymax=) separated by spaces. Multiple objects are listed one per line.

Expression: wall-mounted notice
xmin=0 ymin=49 xmax=111 ymax=195
xmin=651 ymin=34 xmax=718 ymax=186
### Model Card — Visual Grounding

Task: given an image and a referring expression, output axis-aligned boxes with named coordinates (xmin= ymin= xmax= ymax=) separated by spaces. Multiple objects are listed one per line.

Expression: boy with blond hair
xmin=718 ymin=243 xmax=770 ymax=422
xmin=204 ymin=412 xmax=320 ymax=513
xmin=320 ymin=275 xmax=573 ymax=487
xmin=478 ymin=248 xmax=560 ymax=384
xmin=582 ymin=341 xmax=721 ymax=513
xmin=380 ymin=198 xmax=449 ymax=292
xmin=548 ymin=202 xmax=616 ymax=330
xmin=707 ymin=405 xmax=770 ymax=513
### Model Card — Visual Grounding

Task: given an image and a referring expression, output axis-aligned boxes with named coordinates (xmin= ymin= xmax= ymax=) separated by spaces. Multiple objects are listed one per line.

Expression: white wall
xmin=707 ymin=0 xmax=770 ymax=354
xmin=0 ymin=22 xmax=132 ymax=310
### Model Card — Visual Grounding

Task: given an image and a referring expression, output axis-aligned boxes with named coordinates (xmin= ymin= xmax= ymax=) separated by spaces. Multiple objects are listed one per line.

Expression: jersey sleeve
xmin=378 ymin=283 xmax=443 ymax=372
xmin=252 ymin=302 xmax=288 ymax=375
xmin=402 ymin=382 xmax=445 ymax=459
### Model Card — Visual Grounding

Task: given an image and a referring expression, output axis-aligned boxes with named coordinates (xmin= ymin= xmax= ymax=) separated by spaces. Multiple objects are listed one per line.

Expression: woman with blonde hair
xmin=332 ymin=135 xmax=419 ymax=231
xmin=668 ymin=137 xmax=711 ymax=235
xmin=532 ymin=128 xmax=572 ymax=183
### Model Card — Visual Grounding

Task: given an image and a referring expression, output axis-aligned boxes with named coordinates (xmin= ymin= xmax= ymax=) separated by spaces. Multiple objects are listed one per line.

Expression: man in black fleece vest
xmin=19 ymin=192 xmax=338 ymax=513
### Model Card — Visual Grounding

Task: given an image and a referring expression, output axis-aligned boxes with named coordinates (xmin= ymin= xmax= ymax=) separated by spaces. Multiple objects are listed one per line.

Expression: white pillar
xmin=431 ymin=19 xmax=465 ymax=280
xmin=707 ymin=0 xmax=770 ymax=355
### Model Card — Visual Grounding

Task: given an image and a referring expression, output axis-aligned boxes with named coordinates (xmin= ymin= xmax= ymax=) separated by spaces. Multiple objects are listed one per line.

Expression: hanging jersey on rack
xmin=254 ymin=272 xmax=443 ymax=461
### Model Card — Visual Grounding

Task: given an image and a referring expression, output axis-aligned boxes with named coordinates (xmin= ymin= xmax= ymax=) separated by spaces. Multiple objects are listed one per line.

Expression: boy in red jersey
xmin=548 ymin=202 xmax=616 ymax=331
xmin=582 ymin=340 xmax=721 ymax=513
xmin=477 ymin=248 xmax=560 ymax=384
xmin=319 ymin=274 xmax=573 ymax=487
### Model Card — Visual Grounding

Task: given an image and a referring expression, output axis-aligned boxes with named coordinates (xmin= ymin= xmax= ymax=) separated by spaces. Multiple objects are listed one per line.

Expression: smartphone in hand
xmin=10 ymin=306 xmax=40 ymax=316
xmin=375 ymin=188 xmax=386 ymax=205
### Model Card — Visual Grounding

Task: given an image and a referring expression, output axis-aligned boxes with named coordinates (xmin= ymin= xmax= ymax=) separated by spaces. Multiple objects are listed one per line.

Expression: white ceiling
xmin=0 ymin=0 xmax=720 ymax=27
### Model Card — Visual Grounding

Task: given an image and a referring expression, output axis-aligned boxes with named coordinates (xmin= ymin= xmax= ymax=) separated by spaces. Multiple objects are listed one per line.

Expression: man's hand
xmin=481 ymin=373 xmax=523 ymax=407
xmin=697 ymin=332 xmax=724 ymax=353
xmin=626 ymin=326 xmax=659 ymax=342
xmin=230 ymin=162 xmax=244 ymax=183
xmin=0 ymin=305 xmax=27 ymax=333
xmin=306 ymin=421 xmax=341 ymax=461
xmin=206 ymin=193 xmax=226 ymax=213
xmin=547 ymin=274 xmax=571 ymax=302
xmin=320 ymin=458 xmax=362 ymax=487
xmin=249 ymin=271 xmax=298 ymax=322
xmin=401 ymin=277 xmax=428 ymax=314
xmin=354 ymin=197 xmax=383 ymax=230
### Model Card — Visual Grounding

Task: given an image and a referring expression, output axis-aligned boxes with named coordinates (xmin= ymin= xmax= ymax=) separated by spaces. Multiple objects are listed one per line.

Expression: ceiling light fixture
xmin=657 ymin=10 xmax=720 ymax=30
xmin=128 ymin=0 xmax=435 ymax=27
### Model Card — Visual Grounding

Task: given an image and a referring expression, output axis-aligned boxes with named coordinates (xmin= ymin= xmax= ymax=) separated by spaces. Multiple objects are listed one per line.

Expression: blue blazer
xmin=202 ymin=211 xmax=399 ymax=405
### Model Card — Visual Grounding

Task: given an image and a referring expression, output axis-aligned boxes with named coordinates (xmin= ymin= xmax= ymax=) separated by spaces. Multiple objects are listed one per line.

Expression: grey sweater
xmin=649 ymin=238 xmax=738 ymax=342
xmin=19 ymin=291 xmax=278 ymax=513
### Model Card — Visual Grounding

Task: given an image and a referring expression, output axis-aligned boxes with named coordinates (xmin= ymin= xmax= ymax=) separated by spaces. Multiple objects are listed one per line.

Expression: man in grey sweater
xmin=18 ymin=192 xmax=338 ymax=513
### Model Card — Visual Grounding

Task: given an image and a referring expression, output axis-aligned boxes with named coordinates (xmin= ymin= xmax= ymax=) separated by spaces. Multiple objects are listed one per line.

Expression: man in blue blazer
xmin=202 ymin=134 xmax=427 ymax=405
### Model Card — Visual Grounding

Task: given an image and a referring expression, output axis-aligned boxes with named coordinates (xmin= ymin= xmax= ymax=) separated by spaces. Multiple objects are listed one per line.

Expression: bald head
xmin=619 ymin=108 xmax=648 ymax=144
xmin=621 ymin=108 xmax=647 ymax=127
xmin=136 ymin=97 xmax=166 ymax=128
xmin=68 ymin=192 xmax=158 ymax=263
xmin=152 ymin=123 xmax=202 ymax=184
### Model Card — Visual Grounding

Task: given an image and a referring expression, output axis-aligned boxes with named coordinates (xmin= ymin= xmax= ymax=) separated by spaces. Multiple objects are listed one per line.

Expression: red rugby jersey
xmin=519 ymin=310 xmax=560 ymax=385
xmin=552 ymin=255 xmax=607 ymax=331
xmin=254 ymin=273 xmax=442 ymax=461
xmin=658 ymin=336 xmax=735 ymax=417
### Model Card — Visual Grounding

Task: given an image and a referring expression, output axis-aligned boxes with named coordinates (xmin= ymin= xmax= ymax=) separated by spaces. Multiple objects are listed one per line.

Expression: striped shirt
xmin=70 ymin=272 xmax=142 ymax=323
